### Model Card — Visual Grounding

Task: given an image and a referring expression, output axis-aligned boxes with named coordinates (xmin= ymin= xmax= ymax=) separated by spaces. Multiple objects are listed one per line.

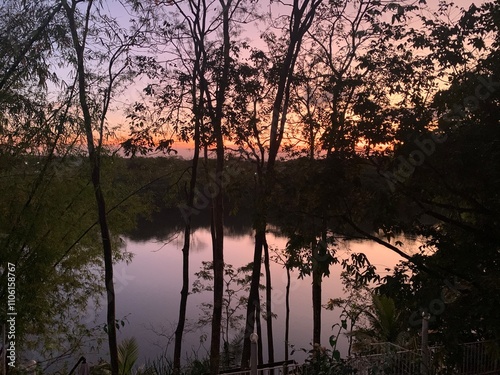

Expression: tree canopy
xmin=1 ymin=0 xmax=499 ymax=373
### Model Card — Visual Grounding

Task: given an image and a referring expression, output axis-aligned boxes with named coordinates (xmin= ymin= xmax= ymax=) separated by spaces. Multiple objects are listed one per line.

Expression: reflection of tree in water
xmin=127 ymin=207 xmax=255 ymax=242
xmin=189 ymin=231 xmax=209 ymax=253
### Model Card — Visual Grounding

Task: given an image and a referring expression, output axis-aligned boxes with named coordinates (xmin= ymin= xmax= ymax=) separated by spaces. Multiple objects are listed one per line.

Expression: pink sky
xmin=105 ymin=0 xmax=489 ymax=160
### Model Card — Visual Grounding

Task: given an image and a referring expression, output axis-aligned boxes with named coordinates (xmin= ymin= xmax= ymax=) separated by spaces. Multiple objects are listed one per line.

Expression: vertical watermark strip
xmin=6 ymin=262 xmax=16 ymax=368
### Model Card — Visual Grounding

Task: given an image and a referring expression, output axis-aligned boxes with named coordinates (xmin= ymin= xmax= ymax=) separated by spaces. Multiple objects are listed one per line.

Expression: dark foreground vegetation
xmin=1 ymin=0 xmax=499 ymax=374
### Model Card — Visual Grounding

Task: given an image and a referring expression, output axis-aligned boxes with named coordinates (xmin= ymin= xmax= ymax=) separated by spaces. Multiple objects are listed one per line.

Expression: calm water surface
xmin=84 ymin=226 xmax=417 ymax=367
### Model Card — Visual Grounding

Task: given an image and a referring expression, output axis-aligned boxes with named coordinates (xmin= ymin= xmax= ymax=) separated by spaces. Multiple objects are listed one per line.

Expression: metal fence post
xmin=421 ymin=313 xmax=430 ymax=375
xmin=250 ymin=333 xmax=258 ymax=375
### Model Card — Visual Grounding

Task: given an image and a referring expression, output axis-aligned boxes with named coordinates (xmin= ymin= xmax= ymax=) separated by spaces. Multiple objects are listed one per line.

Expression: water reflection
xmin=95 ymin=220 xmax=417 ymax=367
xmin=128 ymin=208 xmax=255 ymax=242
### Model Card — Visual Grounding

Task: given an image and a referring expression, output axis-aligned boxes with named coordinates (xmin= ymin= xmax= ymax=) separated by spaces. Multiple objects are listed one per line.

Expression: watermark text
xmin=6 ymin=262 xmax=17 ymax=367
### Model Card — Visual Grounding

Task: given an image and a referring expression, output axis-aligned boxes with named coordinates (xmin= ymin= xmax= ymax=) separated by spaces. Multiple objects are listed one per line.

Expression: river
xmin=77 ymin=223 xmax=418 ymax=369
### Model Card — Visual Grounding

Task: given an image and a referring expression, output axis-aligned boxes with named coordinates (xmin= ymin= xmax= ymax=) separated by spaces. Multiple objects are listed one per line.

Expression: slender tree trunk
xmin=241 ymin=0 xmax=323 ymax=367
xmin=256 ymin=294 xmax=264 ymax=365
xmin=172 ymin=218 xmax=190 ymax=374
xmin=100 ymin=180 xmax=119 ymax=375
xmin=312 ymin=273 xmax=322 ymax=345
xmin=210 ymin=154 xmax=224 ymax=375
xmin=172 ymin=16 xmax=206 ymax=369
xmin=206 ymin=147 xmax=220 ymax=374
xmin=285 ymin=264 xmax=291 ymax=364
xmin=312 ymin=227 xmax=328 ymax=346
xmin=312 ymin=240 xmax=322 ymax=345
xmin=173 ymin=123 xmax=200 ymax=374
xmin=62 ymin=2 xmax=118 ymax=373
xmin=241 ymin=227 xmax=264 ymax=368
xmin=209 ymin=0 xmax=231 ymax=370
xmin=263 ymin=240 xmax=275 ymax=366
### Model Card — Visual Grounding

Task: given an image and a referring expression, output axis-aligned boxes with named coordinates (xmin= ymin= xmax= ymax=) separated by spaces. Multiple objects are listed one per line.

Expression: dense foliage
xmin=1 ymin=0 xmax=499 ymax=374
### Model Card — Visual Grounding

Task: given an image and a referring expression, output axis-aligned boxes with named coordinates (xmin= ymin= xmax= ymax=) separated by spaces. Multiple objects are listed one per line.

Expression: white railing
xmin=221 ymin=341 xmax=499 ymax=375
xmin=349 ymin=349 xmax=421 ymax=375
xmin=220 ymin=361 xmax=299 ymax=375
xmin=348 ymin=340 xmax=500 ymax=375
xmin=458 ymin=341 xmax=499 ymax=375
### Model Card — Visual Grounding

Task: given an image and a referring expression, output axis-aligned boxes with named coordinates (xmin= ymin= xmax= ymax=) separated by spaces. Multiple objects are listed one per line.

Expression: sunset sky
xmin=100 ymin=0 xmax=488 ymax=158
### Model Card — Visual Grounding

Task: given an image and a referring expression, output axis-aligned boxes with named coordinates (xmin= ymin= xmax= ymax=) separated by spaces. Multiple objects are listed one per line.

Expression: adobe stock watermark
xmin=381 ymin=75 xmax=499 ymax=192
xmin=6 ymin=262 xmax=17 ymax=368
xmin=408 ymin=278 xmax=461 ymax=328
xmin=178 ymin=166 xmax=242 ymax=223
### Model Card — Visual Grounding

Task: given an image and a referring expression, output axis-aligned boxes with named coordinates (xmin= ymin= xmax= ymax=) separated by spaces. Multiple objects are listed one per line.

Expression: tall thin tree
xmin=62 ymin=1 xmax=143 ymax=373
xmin=240 ymin=0 xmax=324 ymax=367
xmin=162 ymin=0 xmax=245 ymax=371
